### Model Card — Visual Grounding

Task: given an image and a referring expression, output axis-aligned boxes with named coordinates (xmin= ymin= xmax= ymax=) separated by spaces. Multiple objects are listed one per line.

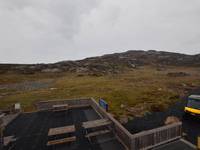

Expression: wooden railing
xmin=90 ymin=98 xmax=133 ymax=149
xmin=35 ymin=98 xmax=183 ymax=150
xmin=131 ymin=122 xmax=182 ymax=150
xmin=90 ymin=99 xmax=183 ymax=150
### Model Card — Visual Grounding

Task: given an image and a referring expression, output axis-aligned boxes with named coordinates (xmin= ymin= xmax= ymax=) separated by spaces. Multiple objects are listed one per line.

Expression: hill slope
xmin=0 ymin=50 xmax=200 ymax=75
xmin=0 ymin=50 xmax=200 ymax=121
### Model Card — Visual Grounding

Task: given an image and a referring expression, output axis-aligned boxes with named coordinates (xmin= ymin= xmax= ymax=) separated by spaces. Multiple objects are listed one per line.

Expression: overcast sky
xmin=0 ymin=0 xmax=200 ymax=63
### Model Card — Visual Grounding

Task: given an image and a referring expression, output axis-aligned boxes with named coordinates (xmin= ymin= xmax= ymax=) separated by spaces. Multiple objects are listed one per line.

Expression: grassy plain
xmin=0 ymin=66 xmax=200 ymax=118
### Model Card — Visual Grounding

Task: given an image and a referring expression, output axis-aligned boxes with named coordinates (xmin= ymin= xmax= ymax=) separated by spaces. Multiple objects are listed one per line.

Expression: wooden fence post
xmin=198 ymin=136 xmax=200 ymax=150
xmin=0 ymin=125 xmax=3 ymax=149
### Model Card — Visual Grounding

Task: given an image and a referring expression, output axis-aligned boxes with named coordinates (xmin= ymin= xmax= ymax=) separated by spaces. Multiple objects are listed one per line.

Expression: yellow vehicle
xmin=184 ymin=95 xmax=200 ymax=116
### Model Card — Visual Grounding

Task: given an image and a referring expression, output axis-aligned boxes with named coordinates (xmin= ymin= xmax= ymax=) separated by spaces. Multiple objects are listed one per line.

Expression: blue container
xmin=99 ymin=99 xmax=108 ymax=111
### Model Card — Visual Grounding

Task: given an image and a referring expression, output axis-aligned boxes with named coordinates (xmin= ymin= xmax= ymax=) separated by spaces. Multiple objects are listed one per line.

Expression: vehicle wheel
xmin=183 ymin=112 xmax=190 ymax=119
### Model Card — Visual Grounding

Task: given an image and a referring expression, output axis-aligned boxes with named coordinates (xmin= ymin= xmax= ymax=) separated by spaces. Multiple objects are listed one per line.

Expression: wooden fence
xmin=130 ymin=122 xmax=182 ymax=150
xmin=36 ymin=98 xmax=133 ymax=149
xmin=90 ymin=99 xmax=182 ymax=150
xmin=35 ymin=98 xmax=183 ymax=150
xmin=90 ymin=98 xmax=133 ymax=149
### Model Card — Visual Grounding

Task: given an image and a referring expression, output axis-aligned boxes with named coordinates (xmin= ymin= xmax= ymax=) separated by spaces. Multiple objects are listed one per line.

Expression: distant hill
xmin=0 ymin=50 xmax=200 ymax=75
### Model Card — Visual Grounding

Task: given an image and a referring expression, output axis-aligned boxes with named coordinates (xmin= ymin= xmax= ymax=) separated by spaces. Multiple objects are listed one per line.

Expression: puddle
xmin=0 ymin=79 xmax=54 ymax=91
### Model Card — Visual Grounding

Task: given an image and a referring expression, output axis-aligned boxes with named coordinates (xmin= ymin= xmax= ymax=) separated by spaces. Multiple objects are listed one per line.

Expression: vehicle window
xmin=187 ymin=99 xmax=200 ymax=110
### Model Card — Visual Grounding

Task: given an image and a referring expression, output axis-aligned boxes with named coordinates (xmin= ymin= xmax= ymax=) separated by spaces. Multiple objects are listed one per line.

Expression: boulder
xmin=120 ymin=104 xmax=125 ymax=109
xmin=164 ymin=116 xmax=180 ymax=125
xmin=41 ymin=68 xmax=62 ymax=73
xmin=126 ymin=103 xmax=148 ymax=117
xmin=119 ymin=116 xmax=128 ymax=124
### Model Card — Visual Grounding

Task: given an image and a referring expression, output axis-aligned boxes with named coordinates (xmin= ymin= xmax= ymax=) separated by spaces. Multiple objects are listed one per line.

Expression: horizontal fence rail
xmin=131 ymin=122 xmax=182 ymax=150
xmin=35 ymin=98 xmax=91 ymax=110
xmin=35 ymin=98 xmax=183 ymax=150
xmin=90 ymin=98 xmax=133 ymax=149
xmin=35 ymin=98 xmax=133 ymax=149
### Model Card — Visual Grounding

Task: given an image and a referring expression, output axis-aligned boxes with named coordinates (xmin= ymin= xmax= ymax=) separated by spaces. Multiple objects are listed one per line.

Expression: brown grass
xmin=0 ymin=66 xmax=199 ymax=117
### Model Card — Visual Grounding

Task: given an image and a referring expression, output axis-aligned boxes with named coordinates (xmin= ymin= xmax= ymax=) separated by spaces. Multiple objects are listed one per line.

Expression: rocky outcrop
xmin=0 ymin=50 xmax=199 ymax=75
xmin=41 ymin=68 xmax=62 ymax=73
xmin=167 ymin=72 xmax=190 ymax=77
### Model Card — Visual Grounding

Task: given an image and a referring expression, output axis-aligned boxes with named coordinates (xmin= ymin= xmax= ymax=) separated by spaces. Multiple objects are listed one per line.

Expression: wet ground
xmin=124 ymin=88 xmax=200 ymax=145
xmin=0 ymin=80 xmax=54 ymax=91
xmin=3 ymin=107 xmax=125 ymax=150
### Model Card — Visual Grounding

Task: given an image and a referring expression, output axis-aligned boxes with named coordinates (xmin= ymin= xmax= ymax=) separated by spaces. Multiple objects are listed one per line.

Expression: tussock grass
xmin=0 ymin=66 xmax=200 ymax=117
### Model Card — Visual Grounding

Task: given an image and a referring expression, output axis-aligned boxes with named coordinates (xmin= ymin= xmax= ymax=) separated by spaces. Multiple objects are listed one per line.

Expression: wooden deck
xmin=83 ymin=119 xmax=112 ymax=129
xmin=48 ymin=125 xmax=75 ymax=136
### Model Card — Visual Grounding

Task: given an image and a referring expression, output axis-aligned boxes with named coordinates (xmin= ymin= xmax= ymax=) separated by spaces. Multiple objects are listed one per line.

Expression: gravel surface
xmin=124 ymin=88 xmax=200 ymax=145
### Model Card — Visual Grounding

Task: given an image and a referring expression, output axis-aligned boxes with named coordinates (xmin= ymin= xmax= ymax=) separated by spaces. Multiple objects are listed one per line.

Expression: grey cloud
xmin=1 ymin=0 xmax=98 ymax=39
xmin=0 ymin=0 xmax=200 ymax=63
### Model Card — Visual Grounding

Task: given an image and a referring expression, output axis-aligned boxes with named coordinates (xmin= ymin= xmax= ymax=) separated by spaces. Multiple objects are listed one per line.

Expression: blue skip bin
xmin=99 ymin=99 xmax=108 ymax=111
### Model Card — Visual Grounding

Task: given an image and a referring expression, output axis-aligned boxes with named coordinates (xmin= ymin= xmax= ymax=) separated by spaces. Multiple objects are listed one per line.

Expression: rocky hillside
xmin=0 ymin=50 xmax=200 ymax=75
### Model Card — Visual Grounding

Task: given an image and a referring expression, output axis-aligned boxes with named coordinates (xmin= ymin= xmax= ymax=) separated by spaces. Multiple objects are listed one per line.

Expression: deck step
xmin=3 ymin=136 xmax=17 ymax=146
xmin=47 ymin=136 xmax=76 ymax=146
xmin=86 ymin=130 xmax=111 ymax=138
